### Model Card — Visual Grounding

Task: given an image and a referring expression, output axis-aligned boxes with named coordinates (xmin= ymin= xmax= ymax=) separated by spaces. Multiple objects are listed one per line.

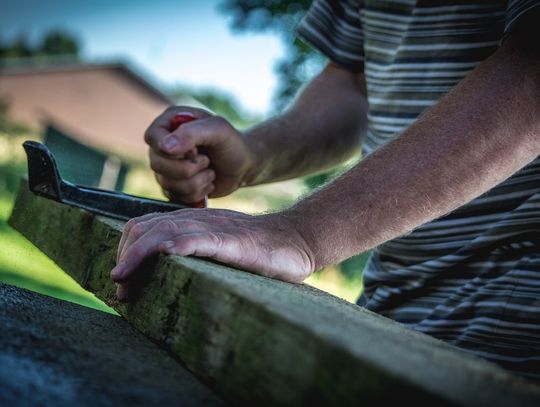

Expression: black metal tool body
xmin=23 ymin=140 xmax=189 ymax=221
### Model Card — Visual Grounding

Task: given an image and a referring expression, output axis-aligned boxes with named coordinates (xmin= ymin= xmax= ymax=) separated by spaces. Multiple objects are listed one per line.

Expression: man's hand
xmin=145 ymin=107 xmax=256 ymax=204
xmin=111 ymin=209 xmax=315 ymax=301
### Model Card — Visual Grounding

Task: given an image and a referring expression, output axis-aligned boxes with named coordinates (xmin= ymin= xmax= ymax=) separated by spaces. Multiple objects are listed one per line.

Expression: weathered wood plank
xmin=9 ymin=179 xmax=540 ymax=406
xmin=0 ymin=283 xmax=224 ymax=406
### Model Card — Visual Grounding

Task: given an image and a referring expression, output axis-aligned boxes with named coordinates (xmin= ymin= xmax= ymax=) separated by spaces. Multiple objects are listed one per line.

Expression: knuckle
xmin=193 ymin=173 xmax=210 ymax=190
xmin=199 ymin=155 xmax=210 ymax=168
xmin=211 ymin=115 xmax=229 ymax=129
xmin=124 ymin=218 xmax=139 ymax=234
xmin=177 ymin=132 xmax=193 ymax=147
xmin=156 ymin=219 xmax=178 ymax=233
xmin=208 ymin=232 xmax=222 ymax=248
xmin=130 ymin=222 xmax=147 ymax=238
xmin=213 ymin=115 xmax=226 ymax=125
xmin=144 ymin=129 xmax=153 ymax=145
xmin=190 ymin=107 xmax=211 ymax=119
xmin=183 ymin=164 xmax=199 ymax=178
xmin=175 ymin=163 xmax=192 ymax=179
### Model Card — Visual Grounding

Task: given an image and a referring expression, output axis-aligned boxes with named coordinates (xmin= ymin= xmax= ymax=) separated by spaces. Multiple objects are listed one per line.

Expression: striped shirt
xmin=298 ymin=0 xmax=540 ymax=381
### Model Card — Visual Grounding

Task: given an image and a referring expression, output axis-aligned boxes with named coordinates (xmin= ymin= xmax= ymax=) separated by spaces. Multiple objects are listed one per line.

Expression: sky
xmin=0 ymin=0 xmax=287 ymax=115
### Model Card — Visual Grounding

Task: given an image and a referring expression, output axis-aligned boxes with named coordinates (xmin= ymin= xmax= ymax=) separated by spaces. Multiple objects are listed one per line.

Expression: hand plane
xmin=22 ymin=141 xmax=195 ymax=221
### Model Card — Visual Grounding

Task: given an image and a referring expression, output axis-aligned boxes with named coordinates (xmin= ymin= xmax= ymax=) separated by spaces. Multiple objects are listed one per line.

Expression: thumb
xmin=145 ymin=107 xmax=212 ymax=155
xmin=176 ymin=116 xmax=235 ymax=151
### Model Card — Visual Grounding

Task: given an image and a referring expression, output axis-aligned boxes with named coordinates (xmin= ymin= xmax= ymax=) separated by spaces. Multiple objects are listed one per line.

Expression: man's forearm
xmin=288 ymin=30 xmax=540 ymax=272
xmin=243 ymin=63 xmax=368 ymax=186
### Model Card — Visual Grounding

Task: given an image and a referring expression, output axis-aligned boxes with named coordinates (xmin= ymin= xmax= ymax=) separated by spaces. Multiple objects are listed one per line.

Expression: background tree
xmin=37 ymin=31 xmax=80 ymax=58
xmin=219 ymin=0 xmax=323 ymax=112
xmin=0 ymin=30 xmax=80 ymax=61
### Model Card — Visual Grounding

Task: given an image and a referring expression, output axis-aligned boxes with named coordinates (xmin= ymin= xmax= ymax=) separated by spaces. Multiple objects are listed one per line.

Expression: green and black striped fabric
xmin=298 ymin=0 xmax=540 ymax=381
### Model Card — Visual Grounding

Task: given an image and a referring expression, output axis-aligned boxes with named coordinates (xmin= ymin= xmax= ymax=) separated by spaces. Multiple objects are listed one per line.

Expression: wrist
xmin=279 ymin=208 xmax=318 ymax=276
xmin=264 ymin=210 xmax=317 ymax=280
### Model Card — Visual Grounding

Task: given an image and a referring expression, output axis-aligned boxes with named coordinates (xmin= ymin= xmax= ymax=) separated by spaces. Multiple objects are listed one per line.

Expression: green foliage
xmin=303 ymin=171 xmax=338 ymax=191
xmin=38 ymin=31 xmax=79 ymax=57
xmin=219 ymin=0 xmax=324 ymax=111
xmin=0 ymin=36 xmax=33 ymax=59
xmin=0 ymin=161 xmax=25 ymax=199
xmin=0 ymin=105 xmax=29 ymax=197
xmin=340 ymin=252 xmax=370 ymax=282
xmin=0 ymin=30 xmax=80 ymax=62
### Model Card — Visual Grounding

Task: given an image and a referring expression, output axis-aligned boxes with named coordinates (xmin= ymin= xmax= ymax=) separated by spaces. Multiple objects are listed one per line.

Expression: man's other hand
xmin=110 ymin=209 xmax=315 ymax=301
xmin=144 ymin=107 xmax=256 ymax=204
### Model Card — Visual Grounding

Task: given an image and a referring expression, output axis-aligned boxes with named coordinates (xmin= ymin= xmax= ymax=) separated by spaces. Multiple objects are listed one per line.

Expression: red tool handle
xmin=169 ymin=113 xmax=207 ymax=208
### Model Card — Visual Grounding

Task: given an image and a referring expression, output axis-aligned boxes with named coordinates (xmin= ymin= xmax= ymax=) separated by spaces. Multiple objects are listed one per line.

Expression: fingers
xmin=144 ymin=107 xmax=212 ymax=156
xmin=159 ymin=232 xmax=268 ymax=275
xmin=147 ymin=114 xmax=234 ymax=157
xmin=118 ymin=214 xmax=179 ymax=265
xmin=117 ymin=214 xmax=203 ymax=265
xmin=113 ymin=217 xmax=214 ymax=283
xmin=165 ymin=183 xmax=215 ymax=205
xmin=160 ymin=232 xmax=241 ymax=264
xmin=117 ymin=213 xmax=163 ymax=264
xmin=149 ymin=150 xmax=209 ymax=179
xmin=116 ymin=208 xmax=231 ymax=264
xmin=112 ymin=219 xmax=179 ymax=282
xmin=173 ymin=116 xmax=233 ymax=149
xmin=157 ymin=169 xmax=216 ymax=204
xmin=146 ymin=108 xmax=250 ymax=201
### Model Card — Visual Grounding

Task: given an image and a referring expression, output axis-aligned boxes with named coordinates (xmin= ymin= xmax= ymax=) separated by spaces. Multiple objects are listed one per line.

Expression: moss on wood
xmin=9 ymin=179 xmax=540 ymax=406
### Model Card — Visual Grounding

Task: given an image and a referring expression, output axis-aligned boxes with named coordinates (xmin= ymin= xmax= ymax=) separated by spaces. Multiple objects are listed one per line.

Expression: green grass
xmin=0 ymin=196 xmax=115 ymax=314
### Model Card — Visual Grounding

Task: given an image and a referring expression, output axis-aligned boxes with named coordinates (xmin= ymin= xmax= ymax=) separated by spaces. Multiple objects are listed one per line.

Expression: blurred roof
xmin=0 ymin=59 xmax=204 ymax=160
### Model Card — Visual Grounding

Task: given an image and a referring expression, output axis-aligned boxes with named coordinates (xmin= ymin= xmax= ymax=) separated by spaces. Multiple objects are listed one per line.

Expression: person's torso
xmin=356 ymin=0 xmax=540 ymax=382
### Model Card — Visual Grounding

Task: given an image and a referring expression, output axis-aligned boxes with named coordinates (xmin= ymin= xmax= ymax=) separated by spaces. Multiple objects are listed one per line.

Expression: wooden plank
xmin=0 ymin=283 xmax=223 ymax=406
xmin=9 ymin=179 xmax=540 ymax=406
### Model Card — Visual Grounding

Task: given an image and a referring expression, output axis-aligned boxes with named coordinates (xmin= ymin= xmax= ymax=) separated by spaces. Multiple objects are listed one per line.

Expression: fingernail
xmin=162 ymin=135 xmax=179 ymax=151
xmin=111 ymin=261 xmax=126 ymax=281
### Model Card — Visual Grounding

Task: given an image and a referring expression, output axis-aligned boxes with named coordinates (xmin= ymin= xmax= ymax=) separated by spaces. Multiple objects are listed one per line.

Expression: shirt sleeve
xmin=296 ymin=0 xmax=364 ymax=73
xmin=504 ymin=0 xmax=540 ymax=36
